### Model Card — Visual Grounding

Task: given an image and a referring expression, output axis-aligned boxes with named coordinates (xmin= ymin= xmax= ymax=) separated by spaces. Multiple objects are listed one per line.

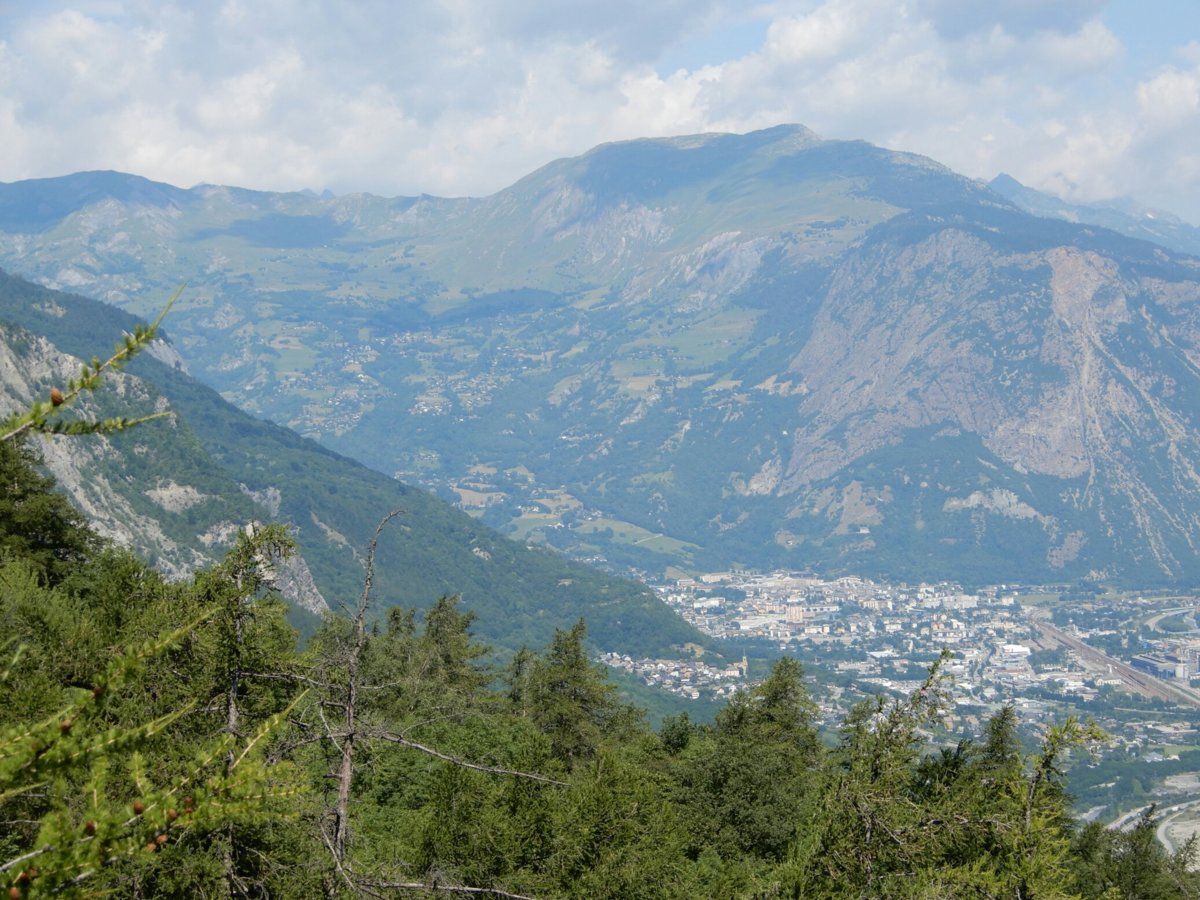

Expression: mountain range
xmin=988 ymin=173 xmax=1200 ymax=258
xmin=4 ymin=125 xmax=1200 ymax=586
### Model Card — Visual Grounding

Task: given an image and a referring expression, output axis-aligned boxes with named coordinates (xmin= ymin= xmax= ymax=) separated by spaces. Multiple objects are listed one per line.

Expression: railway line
xmin=1035 ymin=620 xmax=1200 ymax=709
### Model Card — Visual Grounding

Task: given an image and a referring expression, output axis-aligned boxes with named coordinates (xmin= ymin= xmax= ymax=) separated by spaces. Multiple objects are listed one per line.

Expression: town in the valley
xmin=603 ymin=569 xmax=1200 ymax=841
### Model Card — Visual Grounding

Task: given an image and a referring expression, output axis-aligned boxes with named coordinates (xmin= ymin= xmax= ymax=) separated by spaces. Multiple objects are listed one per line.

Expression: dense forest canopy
xmin=0 ymin=318 xmax=1197 ymax=897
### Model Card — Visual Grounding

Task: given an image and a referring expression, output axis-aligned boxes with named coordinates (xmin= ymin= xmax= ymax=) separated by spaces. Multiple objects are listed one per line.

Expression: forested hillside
xmin=0 ymin=270 xmax=700 ymax=657
xmin=1 ymin=412 xmax=1196 ymax=896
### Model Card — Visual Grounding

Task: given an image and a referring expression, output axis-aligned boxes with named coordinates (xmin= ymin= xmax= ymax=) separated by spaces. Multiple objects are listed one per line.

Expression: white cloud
xmin=1030 ymin=19 xmax=1121 ymax=73
xmin=0 ymin=0 xmax=1197 ymax=221
xmin=1137 ymin=67 xmax=1200 ymax=129
xmin=765 ymin=4 xmax=865 ymax=62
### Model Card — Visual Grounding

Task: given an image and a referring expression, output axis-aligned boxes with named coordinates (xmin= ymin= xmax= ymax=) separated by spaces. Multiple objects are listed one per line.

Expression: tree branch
xmin=355 ymin=874 xmax=539 ymax=900
xmin=374 ymin=732 xmax=565 ymax=786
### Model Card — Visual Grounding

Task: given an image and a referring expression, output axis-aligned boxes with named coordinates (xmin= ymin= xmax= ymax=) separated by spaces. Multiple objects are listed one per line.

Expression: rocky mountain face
xmin=0 ymin=317 xmax=333 ymax=616
xmin=771 ymin=206 xmax=1200 ymax=582
xmin=4 ymin=127 xmax=1200 ymax=585
xmin=0 ymin=320 xmax=275 ymax=582
xmin=0 ymin=271 xmax=701 ymax=654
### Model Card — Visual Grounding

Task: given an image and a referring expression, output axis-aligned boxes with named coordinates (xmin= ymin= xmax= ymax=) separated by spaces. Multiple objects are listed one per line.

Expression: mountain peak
xmin=988 ymin=172 xmax=1024 ymax=192
xmin=581 ymin=123 xmax=823 ymax=159
xmin=0 ymin=169 xmax=192 ymax=232
xmin=492 ymin=121 xmax=989 ymax=231
xmin=649 ymin=123 xmax=822 ymax=149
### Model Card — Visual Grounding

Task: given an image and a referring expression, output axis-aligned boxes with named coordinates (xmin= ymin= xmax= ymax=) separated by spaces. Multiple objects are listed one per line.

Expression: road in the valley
xmin=1157 ymin=799 xmax=1200 ymax=857
xmin=1111 ymin=804 xmax=1156 ymax=832
xmin=1109 ymin=800 xmax=1200 ymax=864
xmin=1144 ymin=605 xmax=1200 ymax=634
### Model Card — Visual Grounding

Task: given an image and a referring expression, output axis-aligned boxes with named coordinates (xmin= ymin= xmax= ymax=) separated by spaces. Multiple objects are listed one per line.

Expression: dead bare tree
xmin=212 ymin=523 xmax=296 ymax=897
xmin=330 ymin=509 xmax=402 ymax=864
xmin=310 ymin=510 xmax=556 ymax=898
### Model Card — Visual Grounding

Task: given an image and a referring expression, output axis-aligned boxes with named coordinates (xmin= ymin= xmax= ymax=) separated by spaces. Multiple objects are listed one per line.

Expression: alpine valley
xmin=5 ymin=124 xmax=1200 ymax=587
xmin=0 ymin=271 xmax=700 ymax=659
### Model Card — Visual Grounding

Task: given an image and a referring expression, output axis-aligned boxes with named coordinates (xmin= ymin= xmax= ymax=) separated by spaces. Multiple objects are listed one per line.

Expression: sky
xmin=0 ymin=1 xmax=1199 ymax=219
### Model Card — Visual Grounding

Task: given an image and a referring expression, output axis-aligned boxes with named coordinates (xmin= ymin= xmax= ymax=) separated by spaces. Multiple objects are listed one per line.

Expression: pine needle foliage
xmin=0 ymin=285 xmax=182 ymax=444
xmin=0 ymin=292 xmax=308 ymax=896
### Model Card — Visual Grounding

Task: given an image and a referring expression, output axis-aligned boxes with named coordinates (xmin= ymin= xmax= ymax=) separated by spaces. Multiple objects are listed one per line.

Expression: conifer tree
xmin=0 ymin=293 xmax=308 ymax=897
xmin=0 ymin=441 xmax=95 ymax=584
xmin=679 ymin=657 xmax=820 ymax=865
xmin=527 ymin=621 xmax=628 ymax=767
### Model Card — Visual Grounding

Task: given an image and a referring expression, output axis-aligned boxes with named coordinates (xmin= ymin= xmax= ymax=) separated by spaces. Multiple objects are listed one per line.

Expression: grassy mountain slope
xmin=0 ymin=269 xmax=705 ymax=656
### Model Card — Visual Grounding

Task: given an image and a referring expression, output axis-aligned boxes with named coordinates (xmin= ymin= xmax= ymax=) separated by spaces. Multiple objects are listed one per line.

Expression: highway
xmin=1145 ymin=605 xmax=1200 ymax=634
xmin=1157 ymin=799 xmax=1200 ymax=856
xmin=1110 ymin=799 xmax=1200 ymax=861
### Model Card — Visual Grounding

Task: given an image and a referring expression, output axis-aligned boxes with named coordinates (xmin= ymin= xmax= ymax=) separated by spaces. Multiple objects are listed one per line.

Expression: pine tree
xmin=679 ymin=657 xmax=820 ymax=864
xmin=0 ymin=441 xmax=95 ymax=584
xmin=527 ymin=621 xmax=627 ymax=767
